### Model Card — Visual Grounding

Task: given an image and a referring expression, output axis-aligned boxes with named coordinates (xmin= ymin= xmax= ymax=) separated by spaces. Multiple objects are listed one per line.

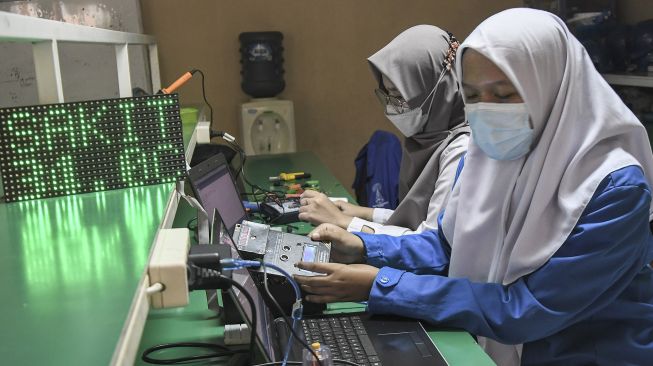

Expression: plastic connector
xmin=148 ymin=228 xmax=191 ymax=309
xmin=220 ymin=258 xmax=262 ymax=270
xmin=196 ymin=121 xmax=211 ymax=144
xmin=291 ymin=299 xmax=303 ymax=320
xmin=221 ymin=132 xmax=236 ymax=143
xmin=224 ymin=324 xmax=252 ymax=345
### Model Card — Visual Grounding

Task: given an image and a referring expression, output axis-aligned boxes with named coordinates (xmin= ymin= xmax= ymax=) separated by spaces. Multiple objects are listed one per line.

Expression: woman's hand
xmin=333 ymin=201 xmax=374 ymax=222
xmin=294 ymin=262 xmax=379 ymax=303
xmin=309 ymin=223 xmax=366 ymax=264
xmin=298 ymin=190 xmax=353 ymax=229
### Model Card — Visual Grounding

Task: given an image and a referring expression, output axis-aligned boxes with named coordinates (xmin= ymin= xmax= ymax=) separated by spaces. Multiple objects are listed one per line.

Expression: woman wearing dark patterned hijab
xmin=299 ymin=25 xmax=469 ymax=235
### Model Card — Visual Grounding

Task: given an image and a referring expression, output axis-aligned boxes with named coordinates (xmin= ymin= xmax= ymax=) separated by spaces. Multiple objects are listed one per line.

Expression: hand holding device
xmin=294 ymin=262 xmax=379 ymax=303
xmin=298 ymin=190 xmax=353 ymax=228
xmin=308 ymin=223 xmax=365 ymax=264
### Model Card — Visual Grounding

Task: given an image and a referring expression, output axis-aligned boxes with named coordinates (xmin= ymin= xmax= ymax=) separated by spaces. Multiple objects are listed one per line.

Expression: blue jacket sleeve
xmin=356 ymin=229 xmax=450 ymax=275
xmin=367 ymin=168 xmax=652 ymax=345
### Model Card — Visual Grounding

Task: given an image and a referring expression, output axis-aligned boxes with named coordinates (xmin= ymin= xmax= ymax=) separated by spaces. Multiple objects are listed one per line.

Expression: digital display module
xmin=0 ymin=94 xmax=186 ymax=202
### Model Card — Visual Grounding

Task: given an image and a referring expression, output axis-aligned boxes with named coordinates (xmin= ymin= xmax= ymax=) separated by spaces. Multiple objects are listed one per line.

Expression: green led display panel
xmin=0 ymin=94 xmax=187 ymax=202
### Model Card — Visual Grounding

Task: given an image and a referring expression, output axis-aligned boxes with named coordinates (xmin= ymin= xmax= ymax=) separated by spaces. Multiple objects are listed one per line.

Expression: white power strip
xmin=196 ymin=121 xmax=211 ymax=144
xmin=148 ymin=228 xmax=191 ymax=308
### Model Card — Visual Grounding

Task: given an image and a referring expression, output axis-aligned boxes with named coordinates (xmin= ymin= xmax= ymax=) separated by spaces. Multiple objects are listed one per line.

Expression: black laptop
xmin=186 ymin=153 xmax=248 ymax=240
xmin=215 ymin=208 xmax=449 ymax=366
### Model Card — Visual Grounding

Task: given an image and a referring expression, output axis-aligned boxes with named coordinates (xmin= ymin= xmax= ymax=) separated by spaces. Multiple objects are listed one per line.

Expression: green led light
xmin=1 ymin=95 xmax=185 ymax=202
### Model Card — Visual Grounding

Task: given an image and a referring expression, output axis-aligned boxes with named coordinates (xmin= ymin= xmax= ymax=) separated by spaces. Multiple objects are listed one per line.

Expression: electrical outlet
xmin=148 ymin=228 xmax=191 ymax=309
xmin=252 ymin=111 xmax=291 ymax=154
xmin=240 ymin=99 xmax=296 ymax=155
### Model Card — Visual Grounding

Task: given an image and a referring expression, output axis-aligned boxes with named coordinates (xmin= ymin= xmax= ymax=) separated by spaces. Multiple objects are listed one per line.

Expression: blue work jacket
xmin=357 ymin=165 xmax=653 ymax=365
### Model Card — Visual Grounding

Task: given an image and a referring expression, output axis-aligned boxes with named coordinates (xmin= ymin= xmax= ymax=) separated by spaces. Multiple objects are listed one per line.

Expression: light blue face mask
xmin=465 ymin=102 xmax=533 ymax=160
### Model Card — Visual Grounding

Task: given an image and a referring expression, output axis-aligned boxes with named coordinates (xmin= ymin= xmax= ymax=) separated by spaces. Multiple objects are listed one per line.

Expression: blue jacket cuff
xmin=354 ymin=232 xmax=386 ymax=267
xmin=368 ymin=267 xmax=406 ymax=313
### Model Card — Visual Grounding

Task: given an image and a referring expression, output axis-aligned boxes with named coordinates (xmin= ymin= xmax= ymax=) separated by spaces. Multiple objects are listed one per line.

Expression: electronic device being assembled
xmin=230 ymin=219 xmax=330 ymax=316
xmin=233 ymin=220 xmax=330 ymax=277
xmin=259 ymin=198 xmax=300 ymax=224
xmin=0 ymin=94 xmax=186 ymax=202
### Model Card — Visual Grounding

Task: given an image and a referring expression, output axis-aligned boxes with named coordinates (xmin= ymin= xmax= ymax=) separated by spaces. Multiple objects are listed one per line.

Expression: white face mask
xmin=385 ymin=107 xmax=429 ymax=137
xmin=465 ymin=102 xmax=533 ymax=160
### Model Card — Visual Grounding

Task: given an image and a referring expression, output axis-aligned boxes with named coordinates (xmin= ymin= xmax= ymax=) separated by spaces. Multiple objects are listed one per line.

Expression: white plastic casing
xmin=195 ymin=121 xmax=211 ymax=144
xmin=240 ymin=99 xmax=296 ymax=155
xmin=148 ymin=228 xmax=191 ymax=308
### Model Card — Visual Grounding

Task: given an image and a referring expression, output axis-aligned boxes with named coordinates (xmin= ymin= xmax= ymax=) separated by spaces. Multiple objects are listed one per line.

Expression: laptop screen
xmin=189 ymin=154 xmax=247 ymax=236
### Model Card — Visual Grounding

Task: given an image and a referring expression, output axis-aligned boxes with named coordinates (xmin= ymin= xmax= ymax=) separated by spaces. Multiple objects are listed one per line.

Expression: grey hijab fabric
xmin=368 ymin=25 xmax=469 ymax=230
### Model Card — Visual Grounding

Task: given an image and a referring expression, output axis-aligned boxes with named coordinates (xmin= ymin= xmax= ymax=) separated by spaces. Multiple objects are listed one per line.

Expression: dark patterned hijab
xmin=368 ymin=25 xmax=469 ymax=229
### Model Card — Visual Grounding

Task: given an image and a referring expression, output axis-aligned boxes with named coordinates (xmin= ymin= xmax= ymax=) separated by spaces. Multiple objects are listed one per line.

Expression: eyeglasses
xmin=375 ymin=31 xmax=460 ymax=115
xmin=374 ymin=88 xmax=410 ymax=114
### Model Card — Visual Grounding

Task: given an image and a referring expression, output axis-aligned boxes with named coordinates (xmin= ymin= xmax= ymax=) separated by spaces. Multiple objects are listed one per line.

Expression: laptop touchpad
xmin=377 ymin=332 xmax=433 ymax=361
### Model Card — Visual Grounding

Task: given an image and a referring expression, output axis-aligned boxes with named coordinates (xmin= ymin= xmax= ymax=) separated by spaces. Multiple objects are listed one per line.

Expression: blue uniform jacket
xmin=356 ymin=165 xmax=653 ymax=365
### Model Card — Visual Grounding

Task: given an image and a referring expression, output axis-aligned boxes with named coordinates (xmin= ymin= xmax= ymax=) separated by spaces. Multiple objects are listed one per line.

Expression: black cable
xmin=141 ymin=342 xmax=245 ymax=365
xmin=220 ymin=134 xmax=285 ymax=199
xmin=221 ymin=274 xmax=258 ymax=362
xmin=223 ymin=139 xmax=287 ymax=224
xmin=186 ymin=217 xmax=198 ymax=243
xmin=233 ymin=140 xmax=246 ymax=180
xmin=186 ymin=217 xmax=198 ymax=231
xmin=262 ymin=264 xmax=323 ymax=366
xmin=141 ymin=274 xmax=256 ymax=365
xmin=190 ymin=69 xmax=213 ymax=126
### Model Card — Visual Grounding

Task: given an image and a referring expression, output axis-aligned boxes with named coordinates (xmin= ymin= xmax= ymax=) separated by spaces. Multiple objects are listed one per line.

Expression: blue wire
xmin=220 ymin=258 xmax=304 ymax=366
xmin=261 ymin=263 xmax=296 ymax=366
xmin=258 ymin=262 xmax=302 ymax=303
xmin=220 ymin=259 xmax=302 ymax=302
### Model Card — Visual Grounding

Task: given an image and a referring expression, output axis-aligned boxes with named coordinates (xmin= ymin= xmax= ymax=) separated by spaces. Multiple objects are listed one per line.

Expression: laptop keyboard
xmin=301 ymin=315 xmax=382 ymax=366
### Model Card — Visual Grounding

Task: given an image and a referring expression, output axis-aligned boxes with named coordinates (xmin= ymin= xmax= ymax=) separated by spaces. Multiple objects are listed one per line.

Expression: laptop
xmin=186 ymin=153 xmax=248 ymax=240
xmin=186 ymin=153 xmax=249 ymax=310
xmin=215 ymin=213 xmax=449 ymax=366
xmin=187 ymin=153 xmax=329 ymax=315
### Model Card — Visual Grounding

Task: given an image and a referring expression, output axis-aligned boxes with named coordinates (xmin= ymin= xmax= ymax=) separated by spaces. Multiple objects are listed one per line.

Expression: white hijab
xmin=442 ymin=8 xmax=653 ymax=365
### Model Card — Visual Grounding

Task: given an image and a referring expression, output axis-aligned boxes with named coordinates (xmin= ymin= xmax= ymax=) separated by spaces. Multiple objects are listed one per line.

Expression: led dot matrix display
xmin=0 ymin=94 xmax=187 ymax=202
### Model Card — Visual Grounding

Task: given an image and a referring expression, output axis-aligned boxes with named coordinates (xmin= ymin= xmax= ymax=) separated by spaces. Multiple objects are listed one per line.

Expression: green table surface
xmin=0 ymin=183 xmax=173 ymax=365
xmin=137 ymin=151 xmax=494 ymax=366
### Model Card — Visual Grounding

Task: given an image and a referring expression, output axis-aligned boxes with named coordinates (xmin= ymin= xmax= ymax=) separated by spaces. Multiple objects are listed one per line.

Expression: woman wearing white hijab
xmin=298 ymin=25 xmax=470 ymax=236
xmin=295 ymin=8 xmax=653 ymax=366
